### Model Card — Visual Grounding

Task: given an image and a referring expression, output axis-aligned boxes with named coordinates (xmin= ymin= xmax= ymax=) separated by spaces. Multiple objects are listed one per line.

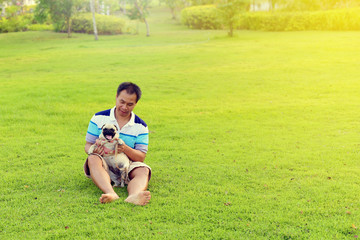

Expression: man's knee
xmin=129 ymin=167 xmax=150 ymax=179
xmin=87 ymin=155 xmax=103 ymax=169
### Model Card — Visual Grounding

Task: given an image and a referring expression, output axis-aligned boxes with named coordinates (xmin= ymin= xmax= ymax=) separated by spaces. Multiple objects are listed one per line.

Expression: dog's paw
xmin=87 ymin=145 xmax=95 ymax=154
xmin=117 ymin=138 xmax=124 ymax=145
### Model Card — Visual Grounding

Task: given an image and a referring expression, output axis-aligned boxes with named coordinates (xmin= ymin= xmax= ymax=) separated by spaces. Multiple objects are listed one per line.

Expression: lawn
xmin=1 ymin=6 xmax=360 ymax=239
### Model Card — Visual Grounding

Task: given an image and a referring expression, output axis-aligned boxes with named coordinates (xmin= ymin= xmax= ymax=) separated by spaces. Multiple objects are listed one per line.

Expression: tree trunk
xmin=66 ymin=17 xmax=72 ymax=38
xmin=95 ymin=0 xmax=100 ymax=13
xmin=170 ymin=7 xmax=177 ymax=20
xmin=134 ymin=0 xmax=150 ymax=37
xmin=144 ymin=17 xmax=150 ymax=37
xmin=90 ymin=0 xmax=98 ymax=40
xmin=121 ymin=0 xmax=126 ymax=14
xmin=1 ymin=4 xmax=5 ymax=18
xmin=269 ymin=0 xmax=272 ymax=11
xmin=228 ymin=21 xmax=233 ymax=37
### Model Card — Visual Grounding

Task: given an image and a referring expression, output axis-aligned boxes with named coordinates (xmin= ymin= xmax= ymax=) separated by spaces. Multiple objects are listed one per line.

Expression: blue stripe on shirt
xmin=136 ymin=133 xmax=149 ymax=145
xmin=134 ymin=114 xmax=147 ymax=127
xmin=90 ymin=121 xmax=101 ymax=129
xmin=120 ymin=133 xmax=136 ymax=138
xmin=138 ymin=133 xmax=149 ymax=136
xmin=88 ymin=121 xmax=101 ymax=136
xmin=87 ymin=131 xmax=99 ymax=137
xmin=95 ymin=109 xmax=111 ymax=116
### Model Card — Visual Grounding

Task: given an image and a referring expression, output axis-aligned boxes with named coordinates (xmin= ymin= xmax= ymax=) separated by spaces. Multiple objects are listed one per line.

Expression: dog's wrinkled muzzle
xmin=103 ymin=128 xmax=116 ymax=140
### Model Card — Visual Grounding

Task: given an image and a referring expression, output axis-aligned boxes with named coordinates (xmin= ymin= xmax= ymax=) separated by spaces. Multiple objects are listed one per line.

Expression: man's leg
xmin=87 ymin=155 xmax=119 ymax=203
xmin=125 ymin=167 xmax=151 ymax=205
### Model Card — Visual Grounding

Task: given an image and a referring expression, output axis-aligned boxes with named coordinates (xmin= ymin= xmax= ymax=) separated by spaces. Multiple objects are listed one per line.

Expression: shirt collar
xmin=111 ymin=106 xmax=135 ymax=126
xmin=110 ymin=106 xmax=116 ymax=120
xmin=128 ymin=111 xmax=135 ymax=126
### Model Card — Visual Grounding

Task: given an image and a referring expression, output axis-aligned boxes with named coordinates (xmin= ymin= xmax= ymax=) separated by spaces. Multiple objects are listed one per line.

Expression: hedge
xmin=239 ymin=8 xmax=360 ymax=31
xmin=27 ymin=24 xmax=54 ymax=31
xmin=70 ymin=13 xmax=130 ymax=35
xmin=0 ymin=15 xmax=32 ymax=33
xmin=0 ymin=12 xmax=133 ymax=34
xmin=181 ymin=5 xmax=222 ymax=30
xmin=181 ymin=5 xmax=360 ymax=31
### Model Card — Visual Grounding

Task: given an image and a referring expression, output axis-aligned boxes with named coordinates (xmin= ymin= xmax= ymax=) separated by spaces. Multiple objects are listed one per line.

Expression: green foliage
xmin=181 ymin=4 xmax=360 ymax=32
xmin=27 ymin=23 xmax=54 ymax=31
xmin=126 ymin=0 xmax=151 ymax=21
xmin=97 ymin=0 xmax=123 ymax=14
xmin=280 ymin=0 xmax=360 ymax=11
xmin=36 ymin=0 xmax=87 ymax=36
xmin=126 ymin=0 xmax=151 ymax=36
xmin=4 ymin=5 xmax=20 ymax=17
xmin=71 ymin=13 xmax=131 ymax=35
xmin=22 ymin=4 xmax=37 ymax=13
xmin=0 ymin=4 xmax=53 ymax=33
xmin=181 ymin=5 xmax=222 ymax=29
xmin=190 ymin=0 xmax=216 ymax=5
xmin=0 ymin=14 xmax=31 ymax=33
xmin=126 ymin=5 xmax=144 ymax=20
xmin=239 ymin=8 xmax=360 ymax=31
xmin=161 ymin=0 xmax=186 ymax=19
xmin=33 ymin=2 xmax=51 ymax=24
xmin=217 ymin=0 xmax=250 ymax=36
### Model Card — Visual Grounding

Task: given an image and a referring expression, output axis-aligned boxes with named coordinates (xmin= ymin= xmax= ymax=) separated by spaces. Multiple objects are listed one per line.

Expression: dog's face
xmin=100 ymin=124 xmax=119 ymax=141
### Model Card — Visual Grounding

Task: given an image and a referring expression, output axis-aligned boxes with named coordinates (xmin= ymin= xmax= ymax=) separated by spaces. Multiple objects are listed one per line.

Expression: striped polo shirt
xmin=85 ymin=106 xmax=149 ymax=153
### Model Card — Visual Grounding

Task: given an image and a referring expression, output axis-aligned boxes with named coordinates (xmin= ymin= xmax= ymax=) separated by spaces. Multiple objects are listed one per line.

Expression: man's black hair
xmin=116 ymin=82 xmax=142 ymax=102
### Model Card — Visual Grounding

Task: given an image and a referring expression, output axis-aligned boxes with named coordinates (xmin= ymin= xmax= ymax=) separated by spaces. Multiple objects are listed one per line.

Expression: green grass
xmin=1 ymin=6 xmax=360 ymax=239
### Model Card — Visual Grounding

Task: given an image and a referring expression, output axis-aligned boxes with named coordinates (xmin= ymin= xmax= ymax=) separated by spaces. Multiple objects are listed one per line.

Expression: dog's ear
xmin=114 ymin=125 xmax=118 ymax=131
xmin=101 ymin=124 xmax=106 ymax=129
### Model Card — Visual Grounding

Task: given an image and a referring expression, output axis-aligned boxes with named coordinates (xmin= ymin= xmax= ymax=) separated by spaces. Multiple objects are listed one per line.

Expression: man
xmin=84 ymin=82 xmax=151 ymax=205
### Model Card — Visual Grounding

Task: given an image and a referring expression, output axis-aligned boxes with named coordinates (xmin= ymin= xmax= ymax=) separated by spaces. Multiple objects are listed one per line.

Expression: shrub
xmin=238 ymin=8 xmax=360 ymax=31
xmin=181 ymin=5 xmax=222 ymax=30
xmin=70 ymin=13 xmax=130 ymax=35
xmin=0 ymin=13 xmax=52 ymax=33
xmin=27 ymin=24 xmax=54 ymax=31
xmin=180 ymin=6 xmax=360 ymax=31
xmin=0 ymin=15 xmax=32 ymax=33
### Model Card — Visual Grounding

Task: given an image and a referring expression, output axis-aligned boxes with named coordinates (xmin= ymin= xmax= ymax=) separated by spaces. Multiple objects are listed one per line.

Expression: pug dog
xmin=88 ymin=123 xmax=130 ymax=187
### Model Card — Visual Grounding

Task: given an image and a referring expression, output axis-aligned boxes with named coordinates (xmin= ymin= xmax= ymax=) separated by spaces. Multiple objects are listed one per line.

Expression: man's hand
xmin=117 ymin=142 xmax=126 ymax=154
xmin=114 ymin=138 xmax=126 ymax=154
xmin=92 ymin=139 xmax=105 ymax=155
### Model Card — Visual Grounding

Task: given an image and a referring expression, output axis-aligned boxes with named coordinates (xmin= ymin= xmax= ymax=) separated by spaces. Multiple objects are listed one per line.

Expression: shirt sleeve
xmin=85 ymin=117 xmax=101 ymax=144
xmin=135 ymin=127 xmax=149 ymax=153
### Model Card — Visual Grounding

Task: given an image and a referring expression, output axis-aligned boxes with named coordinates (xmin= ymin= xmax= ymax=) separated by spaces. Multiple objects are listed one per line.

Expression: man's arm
xmin=119 ymin=144 xmax=146 ymax=162
xmin=85 ymin=142 xmax=93 ymax=154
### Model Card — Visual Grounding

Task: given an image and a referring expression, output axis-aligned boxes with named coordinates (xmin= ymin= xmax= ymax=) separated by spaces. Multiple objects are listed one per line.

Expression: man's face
xmin=116 ymin=90 xmax=137 ymax=118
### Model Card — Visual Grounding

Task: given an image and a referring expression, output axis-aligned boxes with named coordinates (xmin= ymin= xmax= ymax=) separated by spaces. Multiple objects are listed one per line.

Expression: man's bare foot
xmin=99 ymin=193 xmax=120 ymax=203
xmin=125 ymin=191 xmax=151 ymax=206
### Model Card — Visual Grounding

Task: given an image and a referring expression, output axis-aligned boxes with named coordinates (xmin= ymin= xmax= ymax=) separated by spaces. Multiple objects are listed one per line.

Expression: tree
xmin=126 ymin=0 xmax=151 ymax=36
xmin=99 ymin=0 xmax=123 ymax=15
xmin=36 ymin=0 xmax=86 ymax=38
xmin=190 ymin=0 xmax=215 ymax=5
xmin=217 ymin=0 xmax=250 ymax=37
xmin=0 ymin=1 xmax=6 ymax=18
xmin=161 ymin=0 xmax=187 ymax=20
xmin=0 ymin=1 xmax=19 ymax=18
xmin=90 ymin=0 xmax=98 ymax=40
